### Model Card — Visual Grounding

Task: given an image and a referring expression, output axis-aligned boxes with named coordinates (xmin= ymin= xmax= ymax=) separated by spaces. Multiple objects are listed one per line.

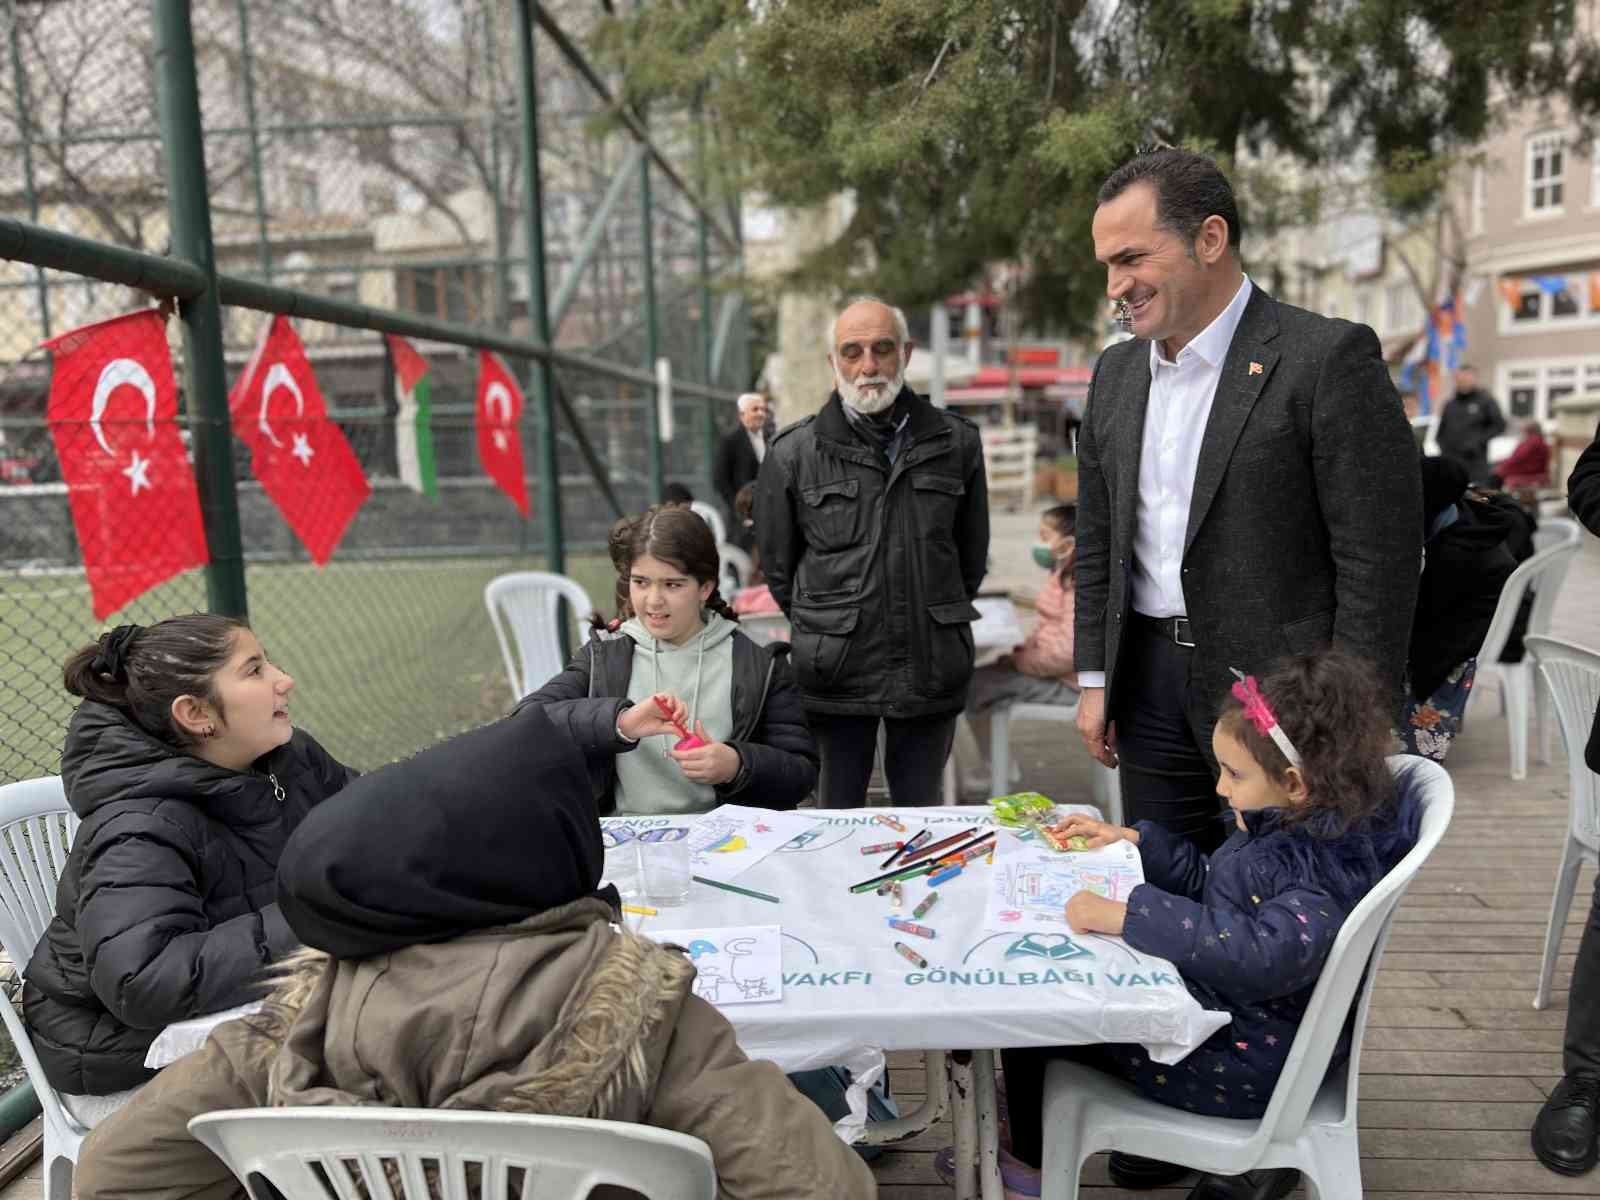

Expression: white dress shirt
xmin=748 ymin=428 xmax=766 ymax=463
xmin=1078 ymin=274 xmax=1251 ymax=690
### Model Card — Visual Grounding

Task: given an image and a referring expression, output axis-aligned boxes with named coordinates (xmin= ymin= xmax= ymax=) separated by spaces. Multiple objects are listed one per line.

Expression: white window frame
xmin=1495 ymin=355 xmax=1600 ymax=424
xmin=1497 ymin=273 xmax=1597 ymax=335
xmin=1471 ymin=165 xmax=1487 ymax=234
xmin=1526 ymin=132 xmax=1567 ymax=218
xmin=1384 ymin=281 xmax=1419 ymax=334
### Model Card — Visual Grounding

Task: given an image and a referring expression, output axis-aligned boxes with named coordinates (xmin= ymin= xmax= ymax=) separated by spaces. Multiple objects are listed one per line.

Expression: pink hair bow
xmin=1229 ymin=669 xmax=1303 ymax=768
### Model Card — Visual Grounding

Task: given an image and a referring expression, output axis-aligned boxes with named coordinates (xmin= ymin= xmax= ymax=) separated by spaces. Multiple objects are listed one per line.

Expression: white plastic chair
xmin=1039 ymin=755 xmax=1454 ymax=1200
xmin=484 ymin=571 xmax=594 ymax=702
xmin=689 ymin=500 xmax=728 ymax=546
xmin=188 ymin=1107 xmax=717 ymax=1200
xmin=990 ymin=700 xmax=1123 ymax=825
xmin=1473 ymin=539 xmax=1581 ymax=779
xmin=0 ymin=777 xmax=85 ymax=1200
xmin=1525 ymin=635 xmax=1600 ymax=1010
xmin=717 ymin=542 xmax=754 ymax=599
xmin=1533 ymin=515 xmax=1581 ymax=553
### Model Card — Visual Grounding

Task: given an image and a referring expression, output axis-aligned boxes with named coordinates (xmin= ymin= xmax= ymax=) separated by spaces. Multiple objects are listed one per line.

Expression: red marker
xmin=894 ymin=941 xmax=929 ymax=969
xmin=654 ymin=693 xmax=707 ymax=750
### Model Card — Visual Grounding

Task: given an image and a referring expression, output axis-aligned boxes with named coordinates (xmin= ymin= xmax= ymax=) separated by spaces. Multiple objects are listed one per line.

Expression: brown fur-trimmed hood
xmin=249 ymin=897 xmax=697 ymax=1122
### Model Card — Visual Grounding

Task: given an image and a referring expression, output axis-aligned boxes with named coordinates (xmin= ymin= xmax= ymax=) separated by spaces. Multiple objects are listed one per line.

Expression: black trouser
xmin=1000 ymin=1044 xmax=1121 ymax=1168
xmin=1566 ymin=872 xmax=1600 ymax=1078
xmin=1111 ymin=616 xmax=1227 ymax=855
xmin=807 ymin=710 xmax=959 ymax=808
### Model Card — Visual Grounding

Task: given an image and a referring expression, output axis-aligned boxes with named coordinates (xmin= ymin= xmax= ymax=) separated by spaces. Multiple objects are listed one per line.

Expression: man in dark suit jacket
xmin=714 ymin=393 xmax=768 ymax=548
xmin=1074 ymin=149 xmax=1422 ymax=858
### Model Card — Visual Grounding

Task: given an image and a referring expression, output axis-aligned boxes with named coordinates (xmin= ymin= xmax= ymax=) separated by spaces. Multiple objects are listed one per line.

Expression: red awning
xmin=969 ymin=366 xmax=1094 ymax=389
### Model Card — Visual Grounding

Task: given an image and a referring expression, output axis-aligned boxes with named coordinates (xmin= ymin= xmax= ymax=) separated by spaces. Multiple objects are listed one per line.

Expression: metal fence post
xmin=152 ymin=0 xmax=248 ymax=619
xmin=514 ymin=0 xmax=564 ymax=576
xmin=233 ymin=0 xmax=272 ymax=282
xmin=8 ymin=5 xmax=49 ymax=339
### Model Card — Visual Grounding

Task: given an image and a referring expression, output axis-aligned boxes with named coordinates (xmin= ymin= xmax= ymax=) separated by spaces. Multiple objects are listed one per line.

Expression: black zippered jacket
xmin=516 ymin=630 xmax=816 ymax=814
xmin=22 ymin=702 xmax=354 ymax=1095
xmin=755 ymin=388 xmax=990 ymax=716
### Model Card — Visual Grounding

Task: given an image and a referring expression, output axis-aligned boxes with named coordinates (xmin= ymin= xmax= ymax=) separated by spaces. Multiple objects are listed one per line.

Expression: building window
xmin=327 ymin=278 xmax=359 ymax=306
xmin=1384 ymin=282 xmax=1419 ymax=334
xmin=1471 ymin=165 xmax=1486 ymax=234
xmin=1527 ymin=133 xmax=1565 ymax=215
xmin=1498 ymin=357 xmax=1600 ymax=423
xmin=362 ymin=183 xmax=397 ymax=216
xmin=286 ymin=169 xmax=319 ymax=214
xmin=1505 ymin=275 xmax=1589 ymax=329
xmin=397 ymin=266 xmax=483 ymax=324
xmin=1353 ymin=288 xmax=1373 ymax=329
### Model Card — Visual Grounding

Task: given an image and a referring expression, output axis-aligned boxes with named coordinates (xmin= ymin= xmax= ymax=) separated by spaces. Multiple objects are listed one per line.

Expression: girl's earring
xmin=203 ymin=724 xmax=216 ymax=739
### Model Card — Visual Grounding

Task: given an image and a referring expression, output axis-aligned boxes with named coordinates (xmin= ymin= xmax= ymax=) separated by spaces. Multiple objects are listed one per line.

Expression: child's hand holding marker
xmin=619 ymin=692 xmax=691 ymax=741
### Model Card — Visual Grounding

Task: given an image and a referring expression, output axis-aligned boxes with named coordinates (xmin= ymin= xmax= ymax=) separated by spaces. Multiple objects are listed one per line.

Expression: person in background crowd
xmin=661 ymin=481 xmax=696 ymax=509
xmin=1531 ymin=418 xmax=1600 ymax=1178
xmin=520 ymin=506 xmax=816 ymax=816
xmin=73 ymin=705 xmax=875 ymax=1200
xmin=1074 ymin=148 xmax=1421 ymax=859
xmin=1398 ymin=458 xmax=1521 ymax=761
xmin=757 ymin=296 xmax=989 ymax=808
xmin=1491 ymin=419 xmax=1552 ymax=493
xmin=715 ymin=393 xmax=770 ymax=549
xmin=968 ymin=503 xmax=1079 ymax=718
xmin=24 ymin=617 xmax=355 ymax=1127
xmin=980 ymin=652 xmax=1420 ymax=1200
xmin=1435 ymin=365 xmax=1506 ymax=485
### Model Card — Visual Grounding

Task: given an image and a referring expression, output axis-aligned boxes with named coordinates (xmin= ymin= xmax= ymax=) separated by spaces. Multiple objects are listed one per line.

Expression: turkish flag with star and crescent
xmin=475 ymin=351 xmax=528 ymax=517
xmin=43 ymin=310 xmax=209 ymax=619
xmin=229 ymin=316 xmax=370 ymax=564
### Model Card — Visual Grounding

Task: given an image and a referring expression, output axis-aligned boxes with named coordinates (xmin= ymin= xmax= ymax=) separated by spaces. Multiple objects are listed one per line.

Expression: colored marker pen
xmin=894 ymin=940 xmax=929 ymax=969
xmin=873 ymin=814 xmax=908 ymax=832
xmin=890 ymin=881 xmax=904 ymax=910
xmin=928 ymin=864 xmax=963 ymax=886
xmin=888 ymin=917 xmax=936 ymax=939
xmin=912 ymin=891 xmax=939 ymax=919
xmin=861 ymin=841 xmax=903 ymax=854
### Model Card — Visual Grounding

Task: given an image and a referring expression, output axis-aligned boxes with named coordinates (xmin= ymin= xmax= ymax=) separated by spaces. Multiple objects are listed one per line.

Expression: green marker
xmin=912 ymin=891 xmax=939 ymax=920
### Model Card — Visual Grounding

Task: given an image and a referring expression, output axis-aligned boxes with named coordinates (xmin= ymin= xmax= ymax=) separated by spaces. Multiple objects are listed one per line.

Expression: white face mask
xmin=834 ymin=360 xmax=903 ymax=415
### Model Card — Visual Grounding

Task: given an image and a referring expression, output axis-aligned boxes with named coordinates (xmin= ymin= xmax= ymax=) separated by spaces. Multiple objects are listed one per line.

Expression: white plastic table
xmin=608 ymin=805 xmax=1227 ymax=1200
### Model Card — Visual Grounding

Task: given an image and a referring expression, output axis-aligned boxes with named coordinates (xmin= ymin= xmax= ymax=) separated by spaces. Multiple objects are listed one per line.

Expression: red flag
xmin=44 ymin=310 xmax=209 ymax=620
xmin=229 ymin=316 xmax=370 ymax=565
xmin=475 ymin=351 xmax=528 ymax=517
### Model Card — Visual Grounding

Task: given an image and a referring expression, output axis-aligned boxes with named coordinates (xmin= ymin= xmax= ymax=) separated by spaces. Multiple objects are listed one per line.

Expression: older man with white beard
xmin=756 ymin=297 xmax=989 ymax=807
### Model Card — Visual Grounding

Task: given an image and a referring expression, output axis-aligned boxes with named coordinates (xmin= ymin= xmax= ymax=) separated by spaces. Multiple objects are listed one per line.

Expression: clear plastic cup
xmin=637 ymin=826 xmax=692 ymax=906
xmin=601 ymin=827 xmax=640 ymax=899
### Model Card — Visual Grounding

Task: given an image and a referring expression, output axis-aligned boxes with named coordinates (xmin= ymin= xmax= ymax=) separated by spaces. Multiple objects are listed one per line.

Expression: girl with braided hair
xmin=520 ymin=505 xmax=817 ymax=815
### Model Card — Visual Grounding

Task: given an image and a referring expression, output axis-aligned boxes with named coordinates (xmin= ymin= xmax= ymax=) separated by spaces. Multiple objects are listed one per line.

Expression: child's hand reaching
xmin=1050 ymin=813 xmax=1139 ymax=848
xmin=1065 ymin=890 xmax=1127 ymax=936
xmin=618 ymin=693 xmax=690 ymax=741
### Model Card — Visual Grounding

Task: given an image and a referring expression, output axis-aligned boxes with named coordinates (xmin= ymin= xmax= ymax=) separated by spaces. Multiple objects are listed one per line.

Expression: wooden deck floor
xmin=5 ymin=527 xmax=1596 ymax=1199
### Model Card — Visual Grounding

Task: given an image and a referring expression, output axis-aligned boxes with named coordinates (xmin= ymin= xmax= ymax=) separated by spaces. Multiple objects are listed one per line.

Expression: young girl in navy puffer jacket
xmin=1002 ymin=651 xmax=1421 ymax=1200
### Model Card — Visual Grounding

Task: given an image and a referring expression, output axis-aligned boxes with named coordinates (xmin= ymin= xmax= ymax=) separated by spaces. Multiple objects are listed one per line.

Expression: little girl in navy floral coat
xmin=1002 ymin=651 xmax=1421 ymax=1200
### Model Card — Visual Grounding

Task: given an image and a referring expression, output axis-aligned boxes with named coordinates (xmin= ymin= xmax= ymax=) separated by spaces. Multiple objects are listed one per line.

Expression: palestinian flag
xmin=387 ymin=335 xmax=437 ymax=499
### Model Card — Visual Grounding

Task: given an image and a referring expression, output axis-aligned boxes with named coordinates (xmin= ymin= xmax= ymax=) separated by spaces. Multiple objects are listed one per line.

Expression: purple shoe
xmin=933 ymin=1145 xmax=1040 ymax=1198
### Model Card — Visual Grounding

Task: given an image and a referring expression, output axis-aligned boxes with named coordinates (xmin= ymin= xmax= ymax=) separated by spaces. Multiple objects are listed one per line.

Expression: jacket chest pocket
xmin=800 ymin=477 xmax=862 ymax=552
xmin=911 ymin=472 xmax=964 ymax=536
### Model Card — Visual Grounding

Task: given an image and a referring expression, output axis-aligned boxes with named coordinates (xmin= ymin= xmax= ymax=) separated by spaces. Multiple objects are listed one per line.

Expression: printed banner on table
xmin=43 ymin=310 xmax=209 ymax=619
xmin=646 ymin=925 xmax=783 ymax=1006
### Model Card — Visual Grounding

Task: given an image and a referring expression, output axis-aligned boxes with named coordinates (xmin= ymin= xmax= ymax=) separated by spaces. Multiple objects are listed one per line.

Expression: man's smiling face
xmin=1092 ymin=182 xmax=1213 ymax=354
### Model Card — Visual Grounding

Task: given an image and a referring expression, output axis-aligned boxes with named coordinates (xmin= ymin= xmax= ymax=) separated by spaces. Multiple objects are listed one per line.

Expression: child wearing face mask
xmin=968 ymin=503 xmax=1079 ymax=718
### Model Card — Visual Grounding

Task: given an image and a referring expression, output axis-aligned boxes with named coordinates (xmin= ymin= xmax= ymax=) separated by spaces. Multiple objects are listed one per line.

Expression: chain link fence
xmin=0 ymin=0 xmax=752 ymax=781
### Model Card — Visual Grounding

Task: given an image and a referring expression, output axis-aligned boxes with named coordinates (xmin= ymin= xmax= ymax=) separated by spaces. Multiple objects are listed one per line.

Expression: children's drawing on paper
xmin=686 ymin=805 xmax=816 ymax=883
xmin=648 ymin=925 xmax=783 ymax=1006
xmin=984 ymin=838 xmax=1144 ymax=932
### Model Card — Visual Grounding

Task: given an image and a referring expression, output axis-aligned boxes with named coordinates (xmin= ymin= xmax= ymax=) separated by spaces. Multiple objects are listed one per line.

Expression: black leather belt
xmin=1135 ymin=613 xmax=1195 ymax=648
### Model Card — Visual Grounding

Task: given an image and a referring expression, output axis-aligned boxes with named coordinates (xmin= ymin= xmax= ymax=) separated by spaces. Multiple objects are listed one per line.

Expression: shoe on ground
xmin=933 ymin=1145 xmax=1040 ymax=1197
xmin=1186 ymin=1167 xmax=1300 ymax=1200
xmin=1532 ymin=1072 xmax=1600 ymax=1176
xmin=1107 ymin=1152 xmax=1192 ymax=1189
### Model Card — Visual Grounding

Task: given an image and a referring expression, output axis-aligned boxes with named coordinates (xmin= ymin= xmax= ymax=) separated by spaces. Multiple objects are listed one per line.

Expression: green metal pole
xmin=640 ymin=148 xmax=664 ymax=504
xmin=484 ymin=3 xmax=511 ymax=327
xmin=8 ymin=5 xmax=49 ymax=338
xmin=695 ymin=100 xmax=717 ymax=493
xmin=233 ymin=0 xmax=272 ymax=281
xmin=152 ymin=0 xmax=248 ymax=619
xmin=514 ymin=0 xmax=564 ymax=575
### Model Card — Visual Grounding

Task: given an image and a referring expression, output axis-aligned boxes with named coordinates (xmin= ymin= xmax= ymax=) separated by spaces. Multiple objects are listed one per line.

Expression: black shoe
xmin=1532 ymin=1073 xmax=1600 ymax=1176
xmin=1107 ymin=1153 xmax=1191 ymax=1189
xmin=1187 ymin=1168 xmax=1300 ymax=1200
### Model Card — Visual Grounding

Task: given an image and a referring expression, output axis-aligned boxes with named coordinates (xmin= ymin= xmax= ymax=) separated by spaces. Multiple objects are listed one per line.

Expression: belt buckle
xmin=1172 ymin=618 xmax=1195 ymax=648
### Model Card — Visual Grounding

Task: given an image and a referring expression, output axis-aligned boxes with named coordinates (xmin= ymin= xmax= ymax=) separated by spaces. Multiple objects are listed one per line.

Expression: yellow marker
xmin=621 ymin=904 xmax=658 ymax=917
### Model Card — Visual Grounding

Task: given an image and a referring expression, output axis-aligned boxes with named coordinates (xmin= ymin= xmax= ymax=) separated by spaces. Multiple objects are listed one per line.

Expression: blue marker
xmin=928 ymin=864 xmax=963 ymax=886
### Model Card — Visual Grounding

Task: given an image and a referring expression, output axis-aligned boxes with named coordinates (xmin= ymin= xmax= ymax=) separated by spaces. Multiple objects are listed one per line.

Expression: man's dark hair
xmin=1098 ymin=148 xmax=1242 ymax=253
xmin=660 ymin=481 xmax=695 ymax=506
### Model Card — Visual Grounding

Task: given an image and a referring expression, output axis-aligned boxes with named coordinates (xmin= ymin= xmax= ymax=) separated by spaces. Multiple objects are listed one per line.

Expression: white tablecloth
xmin=606 ymin=806 xmax=1228 ymax=1075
